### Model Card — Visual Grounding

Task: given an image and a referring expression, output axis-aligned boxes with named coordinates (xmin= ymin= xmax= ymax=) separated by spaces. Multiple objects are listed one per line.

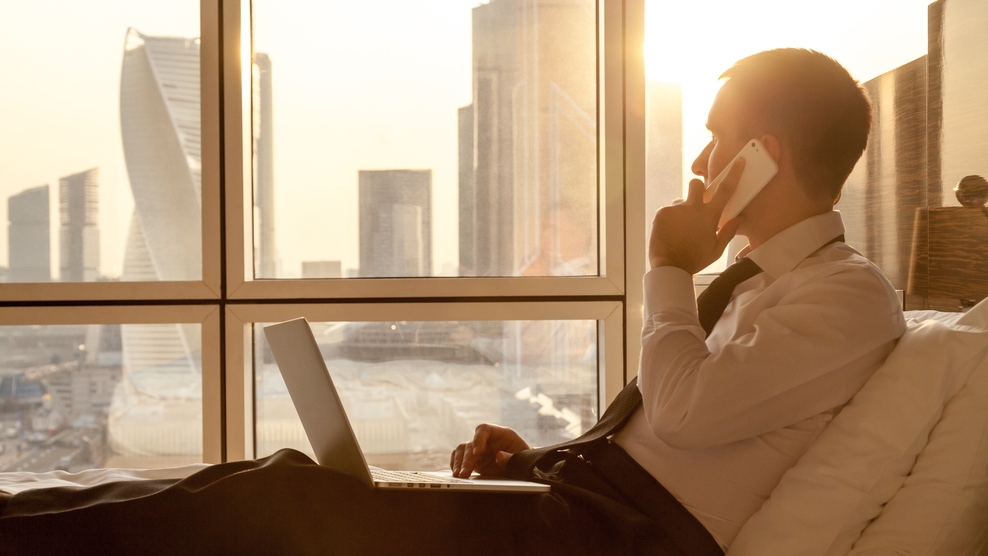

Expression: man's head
xmin=719 ymin=48 xmax=871 ymax=201
xmin=693 ymin=48 xmax=871 ymax=245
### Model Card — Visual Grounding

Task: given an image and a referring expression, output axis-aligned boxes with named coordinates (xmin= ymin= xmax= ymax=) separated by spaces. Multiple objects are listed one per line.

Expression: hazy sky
xmin=646 ymin=0 xmax=932 ymax=201
xmin=0 ymin=0 xmax=932 ymax=279
xmin=252 ymin=0 xmax=476 ymax=277
xmin=0 ymin=0 xmax=199 ymax=279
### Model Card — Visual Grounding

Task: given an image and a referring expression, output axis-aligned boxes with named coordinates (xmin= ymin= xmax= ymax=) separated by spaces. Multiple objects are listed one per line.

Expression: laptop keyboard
xmin=372 ymin=470 xmax=472 ymax=485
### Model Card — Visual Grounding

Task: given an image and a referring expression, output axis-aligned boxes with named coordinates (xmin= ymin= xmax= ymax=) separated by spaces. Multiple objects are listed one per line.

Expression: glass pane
xmin=255 ymin=320 xmax=597 ymax=470
xmin=251 ymin=0 xmax=598 ymax=279
xmin=644 ymin=0 xmax=931 ymax=276
xmin=0 ymin=3 xmax=201 ymax=282
xmin=0 ymin=324 xmax=202 ymax=472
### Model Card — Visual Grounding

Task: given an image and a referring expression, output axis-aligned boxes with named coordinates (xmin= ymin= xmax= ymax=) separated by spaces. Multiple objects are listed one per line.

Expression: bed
xmin=2 ymin=299 xmax=987 ymax=554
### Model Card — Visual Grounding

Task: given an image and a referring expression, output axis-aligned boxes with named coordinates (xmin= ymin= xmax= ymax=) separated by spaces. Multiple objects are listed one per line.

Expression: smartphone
xmin=702 ymin=138 xmax=779 ymax=228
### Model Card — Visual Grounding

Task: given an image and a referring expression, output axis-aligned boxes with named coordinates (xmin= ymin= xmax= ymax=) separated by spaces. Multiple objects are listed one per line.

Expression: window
xmin=0 ymin=0 xmax=641 ymax=470
xmin=0 ymin=2 xmax=204 ymax=285
xmin=5 ymin=0 xmax=981 ymax=475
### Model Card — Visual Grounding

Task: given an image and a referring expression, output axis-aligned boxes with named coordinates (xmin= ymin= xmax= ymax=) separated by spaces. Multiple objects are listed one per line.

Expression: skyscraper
xmin=114 ymin=28 xmax=204 ymax=462
xmin=253 ymin=53 xmax=276 ymax=278
xmin=458 ymin=0 xmax=596 ymax=277
xmin=7 ymin=185 xmax=50 ymax=283
xmin=457 ymin=105 xmax=475 ymax=276
xmin=59 ymin=168 xmax=100 ymax=282
xmin=120 ymin=28 xmax=202 ymax=284
xmin=359 ymin=170 xmax=432 ymax=277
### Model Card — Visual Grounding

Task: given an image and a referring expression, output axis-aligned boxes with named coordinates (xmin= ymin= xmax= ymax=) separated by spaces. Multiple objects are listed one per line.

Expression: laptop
xmin=263 ymin=318 xmax=550 ymax=493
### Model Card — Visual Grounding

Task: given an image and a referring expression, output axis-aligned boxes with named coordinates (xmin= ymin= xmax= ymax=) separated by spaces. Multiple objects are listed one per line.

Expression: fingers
xmin=451 ymin=424 xmax=492 ymax=478
xmin=686 ymin=179 xmax=705 ymax=204
xmin=450 ymin=443 xmax=465 ymax=476
xmin=708 ymin=158 xmax=745 ymax=214
xmin=472 ymin=424 xmax=491 ymax=455
xmin=457 ymin=440 xmax=478 ymax=478
xmin=451 ymin=424 xmax=530 ymax=478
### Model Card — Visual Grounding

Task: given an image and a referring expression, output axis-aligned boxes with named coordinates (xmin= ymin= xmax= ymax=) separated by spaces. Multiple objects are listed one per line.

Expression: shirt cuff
xmin=643 ymin=266 xmax=697 ymax=318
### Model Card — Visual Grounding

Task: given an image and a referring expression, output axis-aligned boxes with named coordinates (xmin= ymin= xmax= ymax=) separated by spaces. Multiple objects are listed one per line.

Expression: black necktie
xmin=696 ymin=257 xmax=764 ymax=337
xmin=506 ymin=235 xmax=843 ymax=479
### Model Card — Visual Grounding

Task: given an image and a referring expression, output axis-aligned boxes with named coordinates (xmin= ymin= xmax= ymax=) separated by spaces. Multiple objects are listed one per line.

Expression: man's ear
xmin=759 ymin=134 xmax=783 ymax=162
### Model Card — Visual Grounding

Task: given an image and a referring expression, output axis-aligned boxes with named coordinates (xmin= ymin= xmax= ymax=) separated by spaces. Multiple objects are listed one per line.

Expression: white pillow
xmin=727 ymin=301 xmax=988 ymax=556
xmin=849 ymin=302 xmax=988 ymax=555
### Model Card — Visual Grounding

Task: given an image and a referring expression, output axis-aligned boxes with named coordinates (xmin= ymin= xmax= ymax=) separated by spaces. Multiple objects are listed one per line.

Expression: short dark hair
xmin=720 ymin=48 xmax=872 ymax=201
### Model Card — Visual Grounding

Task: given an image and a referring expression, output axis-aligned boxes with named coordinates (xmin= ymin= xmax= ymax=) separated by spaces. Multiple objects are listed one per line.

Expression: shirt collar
xmin=740 ymin=211 xmax=846 ymax=279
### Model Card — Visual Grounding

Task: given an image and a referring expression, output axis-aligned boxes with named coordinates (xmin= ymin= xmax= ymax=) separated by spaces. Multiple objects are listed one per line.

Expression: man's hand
xmin=649 ymin=159 xmax=746 ymax=274
xmin=449 ymin=424 xmax=531 ymax=478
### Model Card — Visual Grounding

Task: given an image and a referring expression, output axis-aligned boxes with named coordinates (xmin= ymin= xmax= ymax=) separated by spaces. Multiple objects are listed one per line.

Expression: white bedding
xmin=0 ymin=464 xmax=210 ymax=495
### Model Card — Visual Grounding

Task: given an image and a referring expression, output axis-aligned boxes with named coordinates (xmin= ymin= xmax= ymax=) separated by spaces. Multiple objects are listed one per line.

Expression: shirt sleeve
xmin=637 ymin=261 xmax=905 ymax=450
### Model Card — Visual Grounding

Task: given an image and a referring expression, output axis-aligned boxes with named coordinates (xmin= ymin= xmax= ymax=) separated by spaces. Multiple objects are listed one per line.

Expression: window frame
xmin=0 ymin=0 xmax=646 ymax=465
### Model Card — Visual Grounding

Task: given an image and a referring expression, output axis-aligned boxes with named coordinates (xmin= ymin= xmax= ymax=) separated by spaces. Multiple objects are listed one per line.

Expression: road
xmin=0 ymin=429 xmax=84 ymax=473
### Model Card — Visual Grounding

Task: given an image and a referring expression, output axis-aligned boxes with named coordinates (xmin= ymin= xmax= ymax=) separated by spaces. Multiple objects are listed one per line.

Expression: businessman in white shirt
xmin=0 ymin=48 xmax=907 ymax=556
xmin=452 ymin=48 xmax=907 ymax=551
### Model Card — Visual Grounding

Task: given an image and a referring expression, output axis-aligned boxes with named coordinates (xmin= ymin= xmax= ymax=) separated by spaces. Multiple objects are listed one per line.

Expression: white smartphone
xmin=702 ymin=138 xmax=779 ymax=228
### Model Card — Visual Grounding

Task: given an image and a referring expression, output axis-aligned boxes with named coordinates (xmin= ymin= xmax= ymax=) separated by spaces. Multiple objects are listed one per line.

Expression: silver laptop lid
xmin=263 ymin=318 xmax=375 ymax=489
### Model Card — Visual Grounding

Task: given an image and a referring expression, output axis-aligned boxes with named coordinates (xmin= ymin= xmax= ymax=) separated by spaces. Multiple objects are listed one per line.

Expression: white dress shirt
xmin=613 ymin=211 xmax=907 ymax=549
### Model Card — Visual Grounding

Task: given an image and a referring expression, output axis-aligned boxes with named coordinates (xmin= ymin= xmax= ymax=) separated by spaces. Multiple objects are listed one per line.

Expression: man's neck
xmin=743 ymin=205 xmax=833 ymax=250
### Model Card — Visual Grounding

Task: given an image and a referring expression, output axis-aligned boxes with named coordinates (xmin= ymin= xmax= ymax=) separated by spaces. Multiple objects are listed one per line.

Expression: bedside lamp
xmin=908 ymin=175 xmax=988 ymax=309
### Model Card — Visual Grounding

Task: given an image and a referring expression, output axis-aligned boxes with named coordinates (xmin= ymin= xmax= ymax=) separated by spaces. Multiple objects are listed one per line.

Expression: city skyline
xmin=0 ymin=0 xmax=199 ymax=279
xmin=1 ymin=1 xmax=933 ymax=280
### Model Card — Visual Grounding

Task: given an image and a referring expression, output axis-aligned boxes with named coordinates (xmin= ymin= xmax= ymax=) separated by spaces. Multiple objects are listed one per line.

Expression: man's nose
xmin=691 ymin=141 xmax=713 ymax=178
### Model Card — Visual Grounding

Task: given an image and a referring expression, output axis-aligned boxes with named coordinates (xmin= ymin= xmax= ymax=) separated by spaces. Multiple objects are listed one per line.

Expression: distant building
xmin=253 ymin=52 xmax=276 ymax=278
xmin=458 ymin=0 xmax=596 ymax=276
xmin=115 ymin=28 xmax=204 ymax=462
xmin=120 ymin=28 xmax=201 ymax=283
xmin=59 ymin=168 xmax=100 ymax=282
xmin=359 ymin=170 xmax=432 ymax=277
xmin=43 ymin=325 xmax=123 ymax=420
xmin=119 ymin=27 xmax=202 ymax=373
xmin=0 ymin=374 xmax=46 ymax=409
xmin=457 ymin=105 xmax=475 ymax=276
xmin=301 ymin=260 xmax=341 ymax=279
xmin=7 ymin=185 xmax=50 ymax=282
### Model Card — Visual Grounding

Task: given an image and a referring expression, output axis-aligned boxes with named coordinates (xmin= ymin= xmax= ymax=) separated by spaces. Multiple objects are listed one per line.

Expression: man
xmin=450 ymin=48 xmax=906 ymax=550
xmin=0 ymin=49 xmax=905 ymax=556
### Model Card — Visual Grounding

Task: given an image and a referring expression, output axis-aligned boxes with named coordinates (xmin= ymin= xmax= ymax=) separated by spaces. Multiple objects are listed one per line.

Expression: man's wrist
xmin=643 ymin=265 xmax=698 ymax=317
xmin=650 ymin=256 xmax=694 ymax=274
